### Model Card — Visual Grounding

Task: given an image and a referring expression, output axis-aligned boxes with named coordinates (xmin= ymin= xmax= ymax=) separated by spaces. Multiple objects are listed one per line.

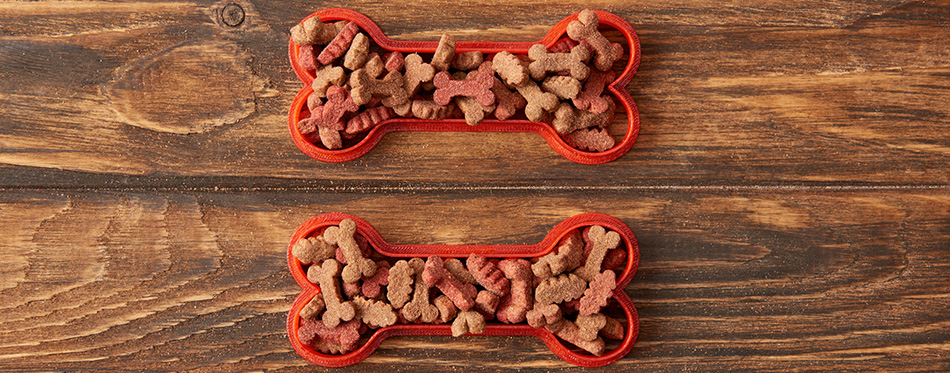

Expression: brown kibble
xmin=430 ymin=33 xmax=455 ymax=71
xmin=573 ymin=68 xmax=615 ymax=113
xmin=323 ymin=219 xmax=378 ymax=284
xmin=343 ymin=33 xmax=370 ymax=70
xmin=452 ymin=51 xmax=484 ymax=70
xmin=535 ymin=273 xmax=587 ymax=305
xmin=423 ymin=256 xmax=478 ymax=311
xmin=532 ymin=230 xmax=584 ymax=278
xmin=495 ymin=259 xmax=533 ymax=324
xmin=291 ymin=17 xmax=347 ymax=46
xmin=563 ymin=126 xmax=615 ymax=152
xmin=575 ymin=226 xmax=621 ymax=282
xmin=451 ymin=310 xmax=486 ymax=337
xmin=567 ymin=9 xmax=623 ymax=71
xmin=311 ymin=65 xmax=346 ymax=98
xmin=345 ymin=106 xmax=395 ymax=136
xmin=467 ymin=254 xmax=510 ymax=296
xmin=352 ymin=296 xmax=397 ymax=328
xmin=579 ymin=270 xmax=616 ymax=315
xmin=317 ymin=22 xmax=359 ymax=65
xmin=292 ymin=235 xmax=335 ymax=265
xmin=443 ymin=258 xmax=477 ymax=284
xmin=526 ymin=303 xmax=562 ymax=328
xmin=527 ymin=43 xmax=590 ymax=81
xmin=362 ymin=52 xmax=384 ymax=78
xmin=299 ymin=293 xmax=326 ymax=320
xmin=551 ymin=98 xmax=615 ymax=134
xmin=474 ymin=290 xmax=500 ymax=320
xmin=434 ymin=295 xmax=458 ymax=324
xmin=411 ymin=100 xmax=452 ymax=120
xmin=492 ymin=51 xmax=530 ymax=87
xmin=306 ymin=259 xmax=356 ymax=328
xmin=576 ymin=313 xmax=608 ymax=341
xmin=454 ymin=96 xmax=494 ymax=126
xmin=307 ymin=93 xmax=323 ymax=112
xmin=317 ymin=126 xmax=342 ymax=149
xmin=401 ymin=258 xmax=439 ymax=323
xmin=403 ymin=53 xmax=435 ymax=95
xmin=387 ymin=260 xmax=414 ymax=309
xmin=541 ymin=76 xmax=582 ymax=100
xmin=349 ymin=69 xmax=410 ymax=110
xmin=600 ymin=315 xmax=624 ymax=340
xmin=490 ymin=77 xmax=526 ymax=120
xmin=547 ymin=319 xmax=606 ymax=355
xmin=515 ymin=80 xmax=559 ymax=122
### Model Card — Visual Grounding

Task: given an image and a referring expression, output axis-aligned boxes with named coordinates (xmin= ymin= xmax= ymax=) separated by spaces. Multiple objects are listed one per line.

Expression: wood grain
xmin=0 ymin=0 xmax=947 ymax=187
xmin=0 ymin=190 xmax=946 ymax=371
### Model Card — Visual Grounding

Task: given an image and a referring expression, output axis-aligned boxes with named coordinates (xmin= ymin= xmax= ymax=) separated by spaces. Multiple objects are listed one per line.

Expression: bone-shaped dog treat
xmin=293 ymin=235 xmax=335 ymax=265
xmin=532 ymin=230 xmax=584 ymax=278
xmin=542 ymin=76 xmax=582 ymax=100
xmin=305 ymin=86 xmax=359 ymax=131
xmin=402 ymin=258 xmax=440 ymax=323
xmin=298 ymin=45 xmax=318 ymax=71
xmin=451 ymin=310 xmax=486 ymax=337
xmin=452 ymin=51 xmax=484 ymax=70
xmin=343 ymin=33 xmax=370 ymax=70
xmin=574 ymin=226 xmax=621 ymax=282
xmin=411 ymin=100 xmax=452 ymax=120
xmin=383 ymin=52 xmax=404 ymax=72
xmin=323 ymin=219 xmax=378 ymax=284
xmin=362 ymin=52 xmax=384 ymax=78
xmin=475 ymin=290 xmax=500 ymax=320
xmin=444 ymin=258 xmax=477 ymax=284
xmin=352 ymin=296 xmax=397 ymax=328
xmin=551 ymin=99 xmax=615 ymax=135
xmin=492 ymin=51 xmax=529 ymax=87
xmin=467 ymin=254 xmax=510 ymax=297
xmin=432 ymin=62 xmax=495 ymax=107
xmin=495 ymin=259 xmax=533 ymax=324
xmin=491 ymin=77 xmax=527 ymax=121
xmin=564 ymin=126 xmax=615 ymax=152
xmin=317 ymin=22 xmax=359 ymax=65
xmin=345 ymin=106 xmax=395 ymax=136
xmin=311 ymin=65 xmax=346 ymax=98
xmin=403 ymin=53 xmax=435 ymax=96
xmin=575 ymin=313 xmax=607 ymax=342
xmin=535 ymin=273 xmax=587 ymax=305
xmin=307 ymin=259 xmax=357 ymax=328
xmin=317 ymin=126 xmax=342 ymax=149
xmin=430 ymin=33 xmax=455 ymax=71
xmin=573 ymin=68 xmax=615 ymax=113
xmin=454 ymin=96 xmax=494 ymax=126
xmin=567 ymin=9 xmax=623 ymax=71
xmin=515 ymin=80 xmax=559 ymax=122
xmin=526 ymin=303 xmax=562 ymax=328
xmin=362 ymin=261 xmax=390 ymax=298
xmin=423 ymin=255 xmax=477 ymax=311
xmin=298 ymin=317 xmax=363 ymax=353
xmin=387 ymin=260 xmax=413 ymax=309
xmin=547 ymin=318 xmax=606 ymax=356
xmin=349 ymin=69 xmax=410 ymax=111
xmin=292 ymin=17 xmax=347 ymax=46
xmin=528 ymin=44 xmax=591 ymax=81
xmin=601 ymin=315 xmax=625 ymax=340
xmin=434 ymin=294 xmax=458 ymax=324
xmin=299 ymin=293 xmax=326 ymax=320
xmin=579 ymin=270 xmax=616 ymax=315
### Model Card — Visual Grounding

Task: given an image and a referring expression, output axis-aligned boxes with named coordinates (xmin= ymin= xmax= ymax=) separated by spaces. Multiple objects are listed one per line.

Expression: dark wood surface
xmin=0 ymin=0 xmax=947 ymax=371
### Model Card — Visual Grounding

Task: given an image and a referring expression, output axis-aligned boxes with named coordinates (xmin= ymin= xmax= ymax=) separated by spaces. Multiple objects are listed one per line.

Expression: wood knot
xmin=220 ymin=3 xmax=245 ymax=27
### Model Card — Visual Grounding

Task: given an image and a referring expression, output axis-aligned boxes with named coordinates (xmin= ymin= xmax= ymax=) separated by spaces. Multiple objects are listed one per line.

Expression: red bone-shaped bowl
xmin=287 ymin=9 xmax=641 ymax=164
xmin=287 ymin=212 xmax=640 ymax=367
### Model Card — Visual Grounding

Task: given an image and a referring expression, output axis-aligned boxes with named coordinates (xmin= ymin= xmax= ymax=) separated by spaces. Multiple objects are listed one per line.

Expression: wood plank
xmin=0 ymin=0 xmax=948 ymax=187
xmin=0 ymin=190 xmax=946 ymax=370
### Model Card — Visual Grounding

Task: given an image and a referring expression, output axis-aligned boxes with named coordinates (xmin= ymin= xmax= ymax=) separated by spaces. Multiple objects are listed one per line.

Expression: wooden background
xmin=1 ymin=0 xmax=948 ymax=371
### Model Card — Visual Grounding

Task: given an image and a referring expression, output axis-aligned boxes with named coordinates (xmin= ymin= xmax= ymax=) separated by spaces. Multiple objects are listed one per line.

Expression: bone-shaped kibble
xmin=525 ymin=303 xmax=562 ymax=328
xmin=298 ymin=317 xmax=362 ymax=353
xmin=452 ymin=51 xmax=484 ymax=70
xmin=495 ymin=259 xmax=533 ymax=324
xmin=361 ymin=261 xmax=390 ymax=298
xmin=515 ymin=80 xmax=558 ymax=122
xmin=299 ymin=293 xmax=326 ymax=320
xmin=430 ymin=33 xmax=455 ymax=71
xmin=323 ymin=219 xmax=378 ymax=284
xmin=306 ymin=259 xmax=356 ymax=328
xmin=292 ymin=235 xmax=335 ymax=265
xmin=311 ymin=65 xmax=346 ymax=98
xmin=492 ymin=51 xmax=529 ymax=87
xmin=475 ymin=290 xmax=500 ymax=320
xmin=551 ymin=99 xmax=615 ymax=135
xmin=563 ymin=126 xmax=615 ymax=152
xmin=343 ymin=33 xmax=370 ymax=70
xmin=362 ymin=52 xmax=384 ymax=78
xmin=401 ymin=258 xmax=440 ymax=323
xmin=432 ymin=62 xmax=495 ymax=107
xmin=601 ymin=315 xmax=625 ymax=340
xmin=317 ymin=22 xmax=359 ymax=65
xmin=349 ymin=69 xmax=410 ymax=110
xmin=387 ymin=260 xmax=413 ymax=309
xmin=466 ymin=254 xmax=510 ymax=297
xmin=298 ymin=45 xmax=318 ymax=71
xmin=352 ymin=296 xmax=397 ymax=328
xmin=532 ymin=230 xmax=584 ymax=278
xmin=490 ymin=77 xmax=527 ymax=121
xmin=567 ymin=9 xmax=623 ymax=71
xmin=535 ymin=273 xmax=587 ymax=305
xmin=573 ymin=68 xmax=615 ymax=113
xmin=383 ymin=51 xmax=404 ymax=72
xmin=434 ymin=294 xmax=458 ymax=324
xmin=579 ymin=270 xmax=616 ymax=315
xmin=574 ymin=226 xmax=621 ymax=282
xmin=541 ymin=75 xmax=582 ymax=100
xmin=454 ymin=96 xmax=494 ymax=126
xmin=403 ymin=53 xmax=435 ymax=95
xmin=317 ymin=126 xmax=341 ymax=149
xmin=304 ymin=86 xmax=359 ymax=131
xmin=423 ymin=256 xmax=477 ymax=311
xmin=527 ymin=44 xmax=590 ymax=81
xmin=546 ymin=318 xmax=606 ymax=356
xmin=451 ymin=310 xmax=486 ymax=337
xmin=291 ymin=17 xmax=347 ymax=46
xmin=576 ymin=313 xmax=607 ymax=342
xmin=443 ymin=258 xmax=477 ymax=284
xmin=345 ymin=106 xmax=395 ymax=137
xmin=411 ymin=100 xmax=452 ymax=120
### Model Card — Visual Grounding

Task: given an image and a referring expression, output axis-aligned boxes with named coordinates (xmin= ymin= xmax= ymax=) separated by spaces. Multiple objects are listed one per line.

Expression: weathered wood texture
xmin=0 ymin=191 xmax=947 ymax=371
xmin=1 ymin=0 xmax=948 ymax=371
